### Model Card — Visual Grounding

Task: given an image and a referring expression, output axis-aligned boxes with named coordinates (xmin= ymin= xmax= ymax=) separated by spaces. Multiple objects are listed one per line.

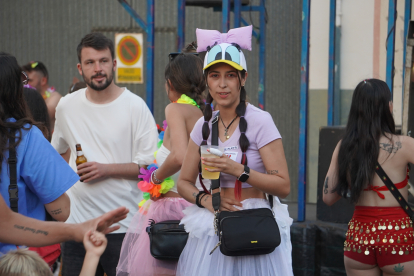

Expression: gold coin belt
xmin=344 ymin=217 xmax=414 ymax=256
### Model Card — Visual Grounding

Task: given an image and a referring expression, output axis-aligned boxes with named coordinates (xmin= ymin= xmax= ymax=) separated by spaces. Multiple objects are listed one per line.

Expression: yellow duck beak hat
xmin=203 ymin=43 xmax=247 ymax=71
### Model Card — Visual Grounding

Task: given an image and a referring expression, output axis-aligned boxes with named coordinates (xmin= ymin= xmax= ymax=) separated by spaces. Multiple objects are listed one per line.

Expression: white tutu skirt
xmin=176 ymin=197 xmax=294 ymax=276
xmin=116 ymin=197 xmax=192 ymax=276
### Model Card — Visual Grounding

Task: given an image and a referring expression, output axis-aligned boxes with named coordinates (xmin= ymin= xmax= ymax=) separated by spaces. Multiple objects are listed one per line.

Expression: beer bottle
xmin=75 ymin=144 xmax=87 ymax=169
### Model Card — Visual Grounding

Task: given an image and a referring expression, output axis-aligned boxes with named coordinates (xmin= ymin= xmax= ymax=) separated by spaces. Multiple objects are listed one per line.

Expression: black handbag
xmin=146 ymin=219 xmax=188 ymax=260
xmin=209 ymin=114 xmax=281 ymax=256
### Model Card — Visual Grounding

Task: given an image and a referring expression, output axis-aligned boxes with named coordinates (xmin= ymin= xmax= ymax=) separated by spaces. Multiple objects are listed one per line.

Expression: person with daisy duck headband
xmin=116 ymin=50 xmax=211 ymax=276
xmin=176 ymin=25 xmax=294 ymax=276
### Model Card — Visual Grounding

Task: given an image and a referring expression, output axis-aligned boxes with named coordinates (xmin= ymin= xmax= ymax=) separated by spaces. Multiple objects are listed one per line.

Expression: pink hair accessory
xmin=196 ymin=25 xmax=253 ymax=52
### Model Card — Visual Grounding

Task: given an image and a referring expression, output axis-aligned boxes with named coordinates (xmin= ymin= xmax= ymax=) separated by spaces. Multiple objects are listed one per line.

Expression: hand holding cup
xmin=200 ymin=145 xmax=224 ymax=179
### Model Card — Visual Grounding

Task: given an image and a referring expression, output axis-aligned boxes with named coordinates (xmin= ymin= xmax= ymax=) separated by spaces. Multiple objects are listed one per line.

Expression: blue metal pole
xmin=146 ymin=0 xmax=155 ymax=112
xmin=327 ymin=0 xmax=336 ymax=126
xmin=222 ymin=0 xmax=230 ymax=32
xmin=334 ymin=26 xmax=341 ymax=125
xmin=386 ymin=0 xmax=397 ymax=95
xmin=234 ymin=0 xmax=241 ymax=28
xmin=117 ymin=0 xmax=153 ymax=112
xmin=240 ymin=6 xmax=261 ymax=12
xmin=403 ymin=0 xmax=412 ymax=101
xmin=258 ymin=0 xmax=266 ymax=110
xmin=298 ymin=0 xmax=311 ymax=222
xmin=177 ymin=0 xmax=185 ymax=51
xmin=117 ymin=0 xmax=147 ymax=30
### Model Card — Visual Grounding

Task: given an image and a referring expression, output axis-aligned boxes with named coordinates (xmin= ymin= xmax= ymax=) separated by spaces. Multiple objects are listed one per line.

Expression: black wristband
xmin=199 ymin=193 xmax=208 ymax=204
xmin=195 ymin=191 xmax=207 ymax=208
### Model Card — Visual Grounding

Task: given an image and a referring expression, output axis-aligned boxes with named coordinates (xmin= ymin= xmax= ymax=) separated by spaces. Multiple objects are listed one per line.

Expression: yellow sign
xmin=115 ymin=33 xmax=143 ymax=84
xmin=117 ymin=68 xmax=142 ymax=82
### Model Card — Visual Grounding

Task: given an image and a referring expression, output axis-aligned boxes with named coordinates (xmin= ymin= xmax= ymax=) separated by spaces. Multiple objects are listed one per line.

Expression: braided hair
xmin=200 ymin=62 xmax=249 ymax=200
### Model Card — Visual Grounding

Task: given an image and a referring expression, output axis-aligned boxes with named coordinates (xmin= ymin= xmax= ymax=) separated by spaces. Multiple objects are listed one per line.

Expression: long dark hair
xmin=165 ymin=53 xmax=205 ymax=110
xmin=334 ymin=79 xmax=395 ymax=203
xmin=201 ymin=65 xmax=249 ymax=200
xmin=0 ymin=53 xmax=43 ymax=174
xmin=23 ymin=87 xmax=51 ymax=141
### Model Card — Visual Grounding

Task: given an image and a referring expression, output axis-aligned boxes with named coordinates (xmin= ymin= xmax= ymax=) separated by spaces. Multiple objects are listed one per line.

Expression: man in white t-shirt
xmin=51 ymin=33 xmax=158 ymax=276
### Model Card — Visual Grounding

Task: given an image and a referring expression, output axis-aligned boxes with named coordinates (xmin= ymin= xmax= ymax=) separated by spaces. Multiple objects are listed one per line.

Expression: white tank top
xmin=156 ymin=144 xmax=210 ymax=193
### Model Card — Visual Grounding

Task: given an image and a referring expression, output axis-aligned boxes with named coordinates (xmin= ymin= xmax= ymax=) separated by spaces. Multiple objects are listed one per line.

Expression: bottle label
xmin=77 ymin=151 xmax=84 ymax=156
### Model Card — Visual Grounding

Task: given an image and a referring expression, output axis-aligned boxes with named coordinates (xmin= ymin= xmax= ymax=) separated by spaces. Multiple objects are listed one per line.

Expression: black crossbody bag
xmin=209 ymin=114 xmax=281 ymax=256
xmin=146 ymin=219 xmax=188 ymax=260
xmin=375 ymin=162 xmax=414 ymax=221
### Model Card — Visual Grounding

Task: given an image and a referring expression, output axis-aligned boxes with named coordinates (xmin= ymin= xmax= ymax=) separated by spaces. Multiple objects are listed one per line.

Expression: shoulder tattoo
xmin=379 ymin=141 xmax=402 ymax=153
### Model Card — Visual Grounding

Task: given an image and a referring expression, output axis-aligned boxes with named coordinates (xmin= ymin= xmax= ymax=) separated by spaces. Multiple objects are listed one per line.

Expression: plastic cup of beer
xmin=200 ymin=145 xmax=224 ymax=180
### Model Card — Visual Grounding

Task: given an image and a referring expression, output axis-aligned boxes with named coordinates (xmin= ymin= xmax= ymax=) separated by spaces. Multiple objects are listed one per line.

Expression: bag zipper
xmin=210 ymin=216 xmax=238 ymax=254
xmin=209 ymin=231 xmax=222 ymax=255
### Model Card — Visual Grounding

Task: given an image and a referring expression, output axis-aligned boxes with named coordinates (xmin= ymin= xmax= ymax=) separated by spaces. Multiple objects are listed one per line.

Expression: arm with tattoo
xmin=45 ymin=193 xmax=70 ymax=221
xmin=324 ymin=177 xmax=329 ymax=194
xmin=323 ymin=141 xmax=342 ymax=206
xmin=266 ymin=170 xmax=279 ymax=175
xmin=50 ymin=208 xmax=62 ymax=216
xmin=0 ymin=194 xmax=128 ymax=246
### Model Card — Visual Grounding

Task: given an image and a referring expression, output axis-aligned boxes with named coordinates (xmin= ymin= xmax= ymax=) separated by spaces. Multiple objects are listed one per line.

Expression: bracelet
xmin=151 ymin=169 xmax=163 ymax=185
xmin=199 ymin=193 xmax=208 ymax=204
xmin=195 ymin=191 xmax=207 ymax=208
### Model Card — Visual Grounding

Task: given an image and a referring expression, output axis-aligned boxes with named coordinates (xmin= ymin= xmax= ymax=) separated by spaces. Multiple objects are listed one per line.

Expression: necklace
xmin=220 ymin=115 xmax=238 ymax=139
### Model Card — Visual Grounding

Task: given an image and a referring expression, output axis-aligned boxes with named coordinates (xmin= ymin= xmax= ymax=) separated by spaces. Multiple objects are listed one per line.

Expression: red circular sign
xmin=117 ymin=36 xmax=141 ymax=66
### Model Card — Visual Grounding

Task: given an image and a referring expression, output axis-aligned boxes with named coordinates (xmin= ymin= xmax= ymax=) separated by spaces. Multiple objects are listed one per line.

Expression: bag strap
xmin=375 ymin=162 xmax=414 ymax=221
xmin=210 ymin=113 xmax=273 ymax=211
xmin=8 ymin=136 xmax=18 ymax=213
xmin=211 ymin=114 xmax=221 ymax=212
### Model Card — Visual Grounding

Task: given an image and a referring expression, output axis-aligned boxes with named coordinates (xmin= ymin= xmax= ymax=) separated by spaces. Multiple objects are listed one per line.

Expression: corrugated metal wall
xmin=0 ymin=0 xmax=301 ymax=201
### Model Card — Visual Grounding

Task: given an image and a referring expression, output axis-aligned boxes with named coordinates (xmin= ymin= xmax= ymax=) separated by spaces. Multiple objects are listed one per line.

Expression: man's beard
xmin=83 ymin=69 xmax=114 ymax=91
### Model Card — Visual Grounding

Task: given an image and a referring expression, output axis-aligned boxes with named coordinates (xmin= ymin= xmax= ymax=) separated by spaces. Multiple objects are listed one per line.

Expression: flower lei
xmin=137 ymin=120 xmax=172 ymax=210
xmin=137 ymin=94 xmax=200 ymax=211
xmin=43 ymin=87 xmax=55 ymax=100
xmin=174 ymin=94 xmax=200 ymax=108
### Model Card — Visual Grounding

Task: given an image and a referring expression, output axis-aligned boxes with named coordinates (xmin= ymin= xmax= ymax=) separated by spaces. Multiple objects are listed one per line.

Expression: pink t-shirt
xmin=190 ymin=103 xmax=281 ymax=188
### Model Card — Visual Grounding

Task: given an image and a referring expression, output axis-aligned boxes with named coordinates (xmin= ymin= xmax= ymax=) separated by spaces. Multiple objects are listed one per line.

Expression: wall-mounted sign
xmin=115 ymin=33 xmax=143 ymax=83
